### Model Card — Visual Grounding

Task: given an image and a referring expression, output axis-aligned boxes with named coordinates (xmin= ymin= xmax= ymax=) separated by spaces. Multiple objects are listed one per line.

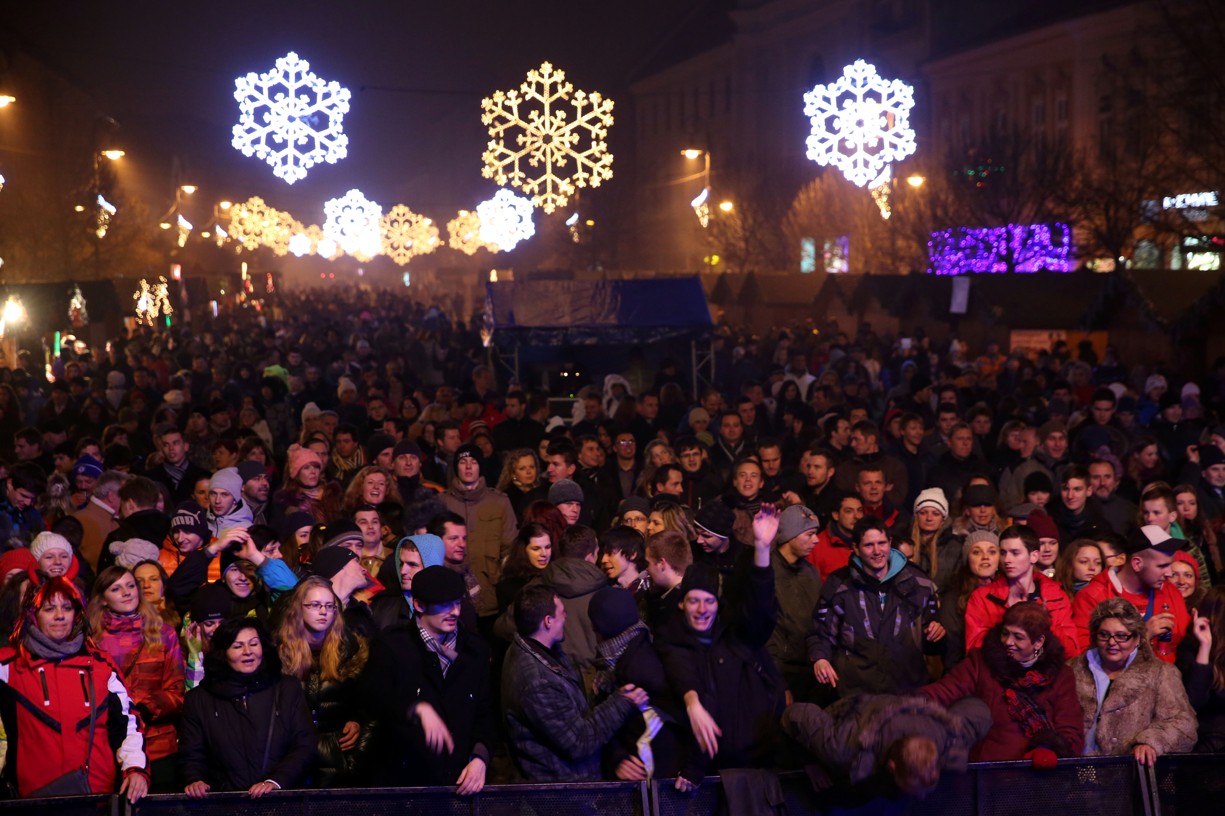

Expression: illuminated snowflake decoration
xmin=447 ymin=210 xmax=494 ymax=255
xmin=263 ymin=211 xmax=301 ymax=257
xmin=232 ymin=51 xmax=351 ymax=185
xmin=803 ymin=60 xmax=916 ymax=188
xmin=133 ymin=277 xmax=173 ymax=326
xmin=379 ymin=205 xmax=439 ymax=266
xmin=477 ymin=190 xmax=535 ymax=251
xmin=323 ymin=189 xmax=382 ymax=256
xmin=227 ymin=197 xmax=276 ymax=251
xmin=481 ymin=62 xmax=614 ymax=214
xmin=288 ymin=230 xmax=313 ymax=257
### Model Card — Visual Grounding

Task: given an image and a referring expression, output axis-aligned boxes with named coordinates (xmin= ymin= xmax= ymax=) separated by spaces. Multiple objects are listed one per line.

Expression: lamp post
xmin=681 ymin=148 xmax=712 ymax=227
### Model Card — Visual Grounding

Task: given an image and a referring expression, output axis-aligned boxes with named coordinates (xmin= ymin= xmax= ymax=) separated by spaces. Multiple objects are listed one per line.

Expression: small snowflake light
xmin=482 ymin=61 xmax=614 ymax=214
xmin=803 ymin=60 xmax=916 ymax=188
xmin=232 ymin=51 xmax=351 ymax=184
xmin=380 ymin=204 xmax=440 ymax=266
xmin=323 ymin=189 xmax=382 ymax=256
xmin=133 ymin=277 xmax=173 ymax=326
xmin=477 ymin=190 xmax=535 ymax=251
xmin=447 ymin=209 xmax=494 ymax=255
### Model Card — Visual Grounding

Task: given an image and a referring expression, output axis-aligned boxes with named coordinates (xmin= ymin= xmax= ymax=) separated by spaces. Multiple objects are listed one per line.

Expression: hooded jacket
xmin=440 ymin=477 xmax=516 ymax=618
xmin=806 ymin=549 xmax=940 ymax=696
xmin=207 ymin=499 xmax=254 ymax=539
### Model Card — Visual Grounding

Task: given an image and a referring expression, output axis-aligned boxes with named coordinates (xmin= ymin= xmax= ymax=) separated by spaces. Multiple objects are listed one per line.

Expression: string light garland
xmin=927 ymin=223 xmax=1075 ymax=275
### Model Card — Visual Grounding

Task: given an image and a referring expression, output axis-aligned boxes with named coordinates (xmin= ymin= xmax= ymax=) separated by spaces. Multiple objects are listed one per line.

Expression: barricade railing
xmin=0 ymin=755 xmax=1219 ymax=816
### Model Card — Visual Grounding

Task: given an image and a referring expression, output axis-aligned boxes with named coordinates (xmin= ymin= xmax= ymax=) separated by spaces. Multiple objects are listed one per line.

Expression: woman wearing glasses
xmin=275 ymin=577 xmax=373 ymax=786
xmin=1070 ymin=598 xmax=1197 ymax=765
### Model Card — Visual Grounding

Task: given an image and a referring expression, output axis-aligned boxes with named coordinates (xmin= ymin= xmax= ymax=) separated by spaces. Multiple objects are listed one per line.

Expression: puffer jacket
xmin=806 ymin=550 xmax=940 ymax=696
xmin=440 ymin=479 xmax=516 ymax=617
xmin=94 ymin=613 xmax=185 ymax=762
xmin=302 ymin=636 xmax=375 ymax=787
xmin=1071 ymin=639 xmax=1197 ymax=757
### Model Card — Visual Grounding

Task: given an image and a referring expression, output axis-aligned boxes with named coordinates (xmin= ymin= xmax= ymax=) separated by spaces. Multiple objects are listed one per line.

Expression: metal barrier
xmin=0 ymin=755 xmax=1219 ymax=816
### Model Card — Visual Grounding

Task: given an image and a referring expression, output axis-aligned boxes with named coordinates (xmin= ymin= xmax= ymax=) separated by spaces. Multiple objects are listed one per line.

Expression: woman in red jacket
xmin=87 ymin=566 xmax=186 ymax=792
xmin=920 ymin=601 xmax=1084 ymax=765
xmin=0 ymin=577 xmax=149 ymax=800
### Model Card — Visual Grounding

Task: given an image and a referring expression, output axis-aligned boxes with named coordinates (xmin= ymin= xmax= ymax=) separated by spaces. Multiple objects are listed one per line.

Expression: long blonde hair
xmin=276 ymin=576 xmax=367 ymax=683
xmin=86 ymin=566 xmax=167 ymax=655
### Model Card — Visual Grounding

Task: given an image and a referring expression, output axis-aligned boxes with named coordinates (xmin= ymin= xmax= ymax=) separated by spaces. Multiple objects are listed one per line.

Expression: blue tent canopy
xmin=483 ymin=277 xmax=713 ymax=348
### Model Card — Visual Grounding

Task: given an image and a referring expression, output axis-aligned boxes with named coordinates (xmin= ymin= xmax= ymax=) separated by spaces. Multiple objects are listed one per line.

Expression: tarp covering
xmin=484 ymin=277 xmax=713 ymax=348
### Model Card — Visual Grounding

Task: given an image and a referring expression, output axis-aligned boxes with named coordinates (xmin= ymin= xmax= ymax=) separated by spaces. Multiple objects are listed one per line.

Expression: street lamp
xmin=681 ymin=148 xmax=712 ymax=227
xmin=718 ymin=200 xmax=734 ymax=213
xmin=907 ymin=174 xmax=925 ymax=188
xmin=0 ymin=94 xmax=14 ymax=108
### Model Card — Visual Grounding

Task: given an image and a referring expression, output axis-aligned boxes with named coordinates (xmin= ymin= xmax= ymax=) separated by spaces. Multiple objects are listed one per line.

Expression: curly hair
xmin=341 ymin=466 xmax=401 ymax=515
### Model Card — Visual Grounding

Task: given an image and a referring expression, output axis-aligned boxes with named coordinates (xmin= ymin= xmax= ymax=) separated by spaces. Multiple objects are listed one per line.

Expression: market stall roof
xmin=484 ymin=277 xmax=713 ymax=348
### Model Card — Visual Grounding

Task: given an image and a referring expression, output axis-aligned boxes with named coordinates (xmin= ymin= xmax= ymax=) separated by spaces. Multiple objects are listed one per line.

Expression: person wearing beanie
xmin=809 ymin=515 xmax=943 ymax=702
xmin=1025 ymin=510 xmax=1062 ymax=578
xmin=655 ymin=505 xmax=783 ymax=787
xmin=391 ymin=438 xmax=445 ymax=511
xmin=162 ymin=502 xmax=213 ymax=578
xmin=769 ymin=505 xmax=823 ymax=701
xmin=692 ymin=499 xmax=742 ymax=579
xmin=271 ymin=444 xmax=331 ymax=525
xmin=30 ymin=530 xmax=77 ymax=581
xmin=547 ymin=478 xmax=585 ymax=527
xmin=909 ymin=487 xmax=960 ymax=595
xmin=110 ymin=538 xmax=162 ymax=570
xmin=205 ymin=467 xmax=254 ymax=538
xmin=364 ymin=432 xmax=396 ymax=470
xmin=236 ymin=461 xmax=270 ymax=527
xmin=363 ymin=565 xmax=494 ymax=792
xmin=371 ymin=533 xmax=446 ymax=630
xmin=70 ymin=454 xmax=104 ymax=501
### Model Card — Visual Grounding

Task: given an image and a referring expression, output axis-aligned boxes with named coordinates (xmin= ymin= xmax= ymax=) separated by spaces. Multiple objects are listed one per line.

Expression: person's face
xmin=36 ymin=594 xmax=76 ymax=641
xmin=719 ymin=415 xmax=743 ymax=444
xmin=1027 ymin=489 xmax=1051 ymax=508
xmin=1176 ymin=491 xmax=1198 ymax=521
xmin=690 ymin=414 xmax=710 ymax=434
xmin=968 ymin=542 xmax=1000 ymax=579
xmin=546 ymin=455 xmax=576 ymax=483
xmin=104 ymin=572 xmax=141 ymax=615
xmin=622 ymin=510 xmax=649 ymax=534
xmin=224 ymin=567 xmax=253 ymax=598
xmin=701 ymin=391 xmax=723 ymax=415
xmin=1132 ymin=551 xmax=1174 ymax=590
xmin=361 ymin=473 xmax=388 ymax=504
xmin=856 ymin=471 xmax=886 ymax=505
xmin=639 ymin=394 xmax=659 ymax=420
xmin=9 ymin=485 xmax=35 ymax=510
xmin=1043 ymin=432 xmax=1068 ymax=460
xmin=1000 ymin=538 xmax=1038 ymax=580
xmin=173 ymin=528 xmax=203 ymax=553
xmin=647 ymin=512 xmax=666 ymax=536
xmin=456 ymin=456 xmax=481 ymax=485
xmin=209 ymin=488 xmax=236 ymax=517
xmin=334 ymin=434 xmax=358 ymax=458
xmin=442 ymin=523 xmax=467 ymax=564
xmin=1205 ymin=463 xmax=1225 ymax=489
xmin=949 ymin=428 xmax=974 ymax=459
xmin=1067 ymin=545 xmax=1102 ymax=584
xmin=737 ymin=401 xmax=756 ymax=429
xmin=225 ymin=627 xmax=263 ymax=674
xmin=1001 ymin=624 xmax=1043 ymax=665
xmin=836 ymin=498 xmax=864 ymax=532
xmin=1089 ymin=463 xmax=1117 ymax=500
xmin=159 ymin=432 xmax=188 ymax=465
xmin=915 ymin=506 xmax=945 ymax=533
xmin=39 ymin=548 xmax=71 ymax=577
xmin=734 ymin=463 xmax=763 ymax=498
xmin=1091 ymin=400 xmax=1115 ymax=426
xmin=296 ymin=459 xmax=322 ymax=488
xmin=509 ymin=455 xmax=537 ymax=486
xmin=134 ymin=564 xmax=164 ymax=603
xmin=1094 ymin=617 xmax=1139 ymax=665
xmin=853 ymin=528 xmax=891 ymax=574
xmin=546 ymin=595 xmax=567 ymax=642
xmin=830 ymin=419 xmax=851 ymax=446
xmin=849 ymin=429 xmax=872 ymax=456
xmin=13 ymin=437 xmax=39 ymax=460
xmin=614 ymin=434 xmax=636 ymax=460
xmin=74 ymin=473 xmax=98 ymax=494
xmin=416 ymin=599 xmax=462 ymax=638
xmin=653 ymin=468 xmax=682 ymax=496
xmin=1142 ymin=499 xmax=1176 ymax=529
xmin=440 ymin=429 xmax=462 ymax=454
xmin=970 ymin=414 xmax=992 ymax=436
xmin=1061 ymin=478 xmax=1088 ymax=512
xmin=366 ymin=400 xmax=387 ymax=421
xmin=648 ymin=445 xmax=674 ymax=469
xmin=902 ymin=420 xmax=925 ymax=447
xmin=683 ymin=589 xmax=718 ymax=633
xmin=1037 ymin=537 xmax=1059 ymax=568
xmin=244 ymin=474 xmax=270 ymax=503
xmin=398 ymin=547 xmax=424 ymax=590
xmin=787 ymin=527 xmax=820 ymax=560
xmin=752 ymin=446 xmax=780 ymax=478
xmin=557 ymin=501 xmax=582 ymax=525
xmin=937 ymin=411 xmax=958 ymax=437
xmin=320 ymin=415 xmax=339 ymax=438
xmin=1170 ymin=561 xmax=1197 ymax=598
xmin=802 ymin=453 xmax=831 ymax=488
xmin=394 ymin=453 xmax=421 ymax=478
xmin=504 ymin=397 xmax=524 ymax=420
xmin=645 ymin=554 xmax=669 ymax=584
xmin=355 ymin=511 xmax=381 ymax=545
xmin=601 ymin=549 xmax=632 ymax=580
xmin=967 ymin=503 xmax=995 ymax=526
xmin=697 ymin=529 xmax=728 ymax=554
xmin=526 ymin=534 xmax=553 ymax=569
xmin=678 ymin=447 xmax=703 ymax=473
xmin=302 ymin=586 xmax=337 ymax=635
xmin=578 ymin=439 xmax=605 ymax=469
xmin=583 ymin=397 xmax=601 ymax=421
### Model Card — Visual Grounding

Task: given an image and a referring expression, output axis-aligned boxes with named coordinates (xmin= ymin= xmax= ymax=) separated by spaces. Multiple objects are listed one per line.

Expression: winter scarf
xmin=1002 ymin=669 xmax=1056 ymax=739
xmin=24 ymin=626 xmax=85 ymax=661
xmin=593 ymin=622 xmax=650 ymax=694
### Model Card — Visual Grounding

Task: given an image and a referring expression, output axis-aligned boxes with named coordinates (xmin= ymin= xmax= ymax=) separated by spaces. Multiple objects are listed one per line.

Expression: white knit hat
xmin=111 ymin=538 xmax=161 ymax=569
xmin=913 ymin=487 xmax=950 ymax=517
xmin=29 ymin=531 xmax=73 ymax=561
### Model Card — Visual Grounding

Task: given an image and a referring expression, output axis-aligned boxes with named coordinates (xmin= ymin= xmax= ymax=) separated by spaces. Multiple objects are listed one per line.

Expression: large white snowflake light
xmin=381 ymin=205 xmax=440 ymax=266
xmin=323 ymin=189 xmax=382 ymax=256
xmin=481 ymin=62 xmax=614 ymax=214
xmin=477 ymin=190 xmax=535 ymax=251
xmin=232 ymin=51 xmax=351 ymax=185
xmin=803 ymin=60 xmax=916 ymax=188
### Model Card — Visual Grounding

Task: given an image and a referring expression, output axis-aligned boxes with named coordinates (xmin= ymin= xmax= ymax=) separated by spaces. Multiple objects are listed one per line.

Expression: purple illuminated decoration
xmin=927 ymin=223 xmax=1075 ymax=275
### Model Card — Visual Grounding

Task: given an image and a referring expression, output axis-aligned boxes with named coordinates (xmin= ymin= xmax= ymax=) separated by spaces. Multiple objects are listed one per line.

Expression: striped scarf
xmin=417 ymin=621 xmax=459 ymax=677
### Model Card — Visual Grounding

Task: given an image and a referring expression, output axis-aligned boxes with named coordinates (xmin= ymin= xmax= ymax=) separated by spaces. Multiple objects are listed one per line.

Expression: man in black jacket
xmin=363 ymin=566 xmax=494 ymax=794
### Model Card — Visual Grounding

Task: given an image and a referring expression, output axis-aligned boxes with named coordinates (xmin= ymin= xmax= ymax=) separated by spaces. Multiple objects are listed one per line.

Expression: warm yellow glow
xmin=2 ymin=298 xmax=24 ymax=325
xmin=481 ymin=61 xmax=615 ymax=213
xmin=907 ymin=175 xmax=925 ymax=188
xmin=0 ymin=95 xmax=15 ymax=107
xmin=381 ymin=204 xmax=441 ymax=266
xmin=489 ymin=269 xmax=498 ymax=282
xmin=101 ymin=149 xmax=125 ymax=161
xmin=159 ymin=222 xmax=172 ymax=230
xmin=718 ymin=200 xmax=734 ymax=213
xmin=219 ymin=200 xmax=233 ymax=210
xmin=681 ymin=149 xmax=703 ymax=160
xmin=180 ymin=185 xmax=198 ymax=195
xmin=447 ymin=209 xmax=496 ymax=255
xmin=73 ymin=204 xmax=85 ymax=213
xmin=200 ymin=230 xmax=211 ymax=238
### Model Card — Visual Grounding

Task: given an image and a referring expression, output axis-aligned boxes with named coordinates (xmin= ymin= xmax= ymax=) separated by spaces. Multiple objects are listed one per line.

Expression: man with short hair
xmin=1048 ymin=464 xmax=1106 ymax=542
xmin=926 ymin=423 xmax=991 ymax=502
xmin=428 ymin=511 xmax=481 ymax=614
xmin=964 ymin=524 xmax=1079 ymax=656
xmin=440 ymin=443 xmax=517 ymax=622
xmin=501 ymin=584 xmax=646 ymax=781
xmin=807 ymin=494 xmax=862 ymax=579
xmin=1087 ymin=457 xmax=1135 ymax=535
xmin=650 ymin=464 xmax=685 ymax=499
xmin=96 ymin=476 xmax=169 ymax=572
xmin=425 ymin=422 xmax=462 ymax=485
xmin=1194 ymin=444 xmax=1225 ymax=528
xmin=835 ymin=421 xmax=908 ymax=507
xmin=892 ymin=413 xmax=933 ymax=508
xmin=629 ymin=390 xmax=661 ymax=449
xmin=853 ymin=467 xmax=908 ymax=532
xmin=492 ymin=390 xmax=544 ymax=454
xmin=674 ymin=436 xmax=720 ymax=508
xmin=1072 ymin=525 xmax=1189 ymax=663
xmin=352 ymin=504 xmax=389 ymax=574
xmin=785 ymin=448 xmax=840 ymax=525
xmin=238 ymin=461 xmax=270 ymax=526
xmin=610 ymin=430 xmax=640 ymax=500
xmin=73 ymin=470 xmax=128 ymax=569
xmin=365 ymin=566 xmax=494 ymax=794
xmin=644 ymin=530 xmax=693 ymax=631
xmin=709 ymin=413 xmax=748 ymax=482
xmin=329 ymin=424 xmax=366 ymax=486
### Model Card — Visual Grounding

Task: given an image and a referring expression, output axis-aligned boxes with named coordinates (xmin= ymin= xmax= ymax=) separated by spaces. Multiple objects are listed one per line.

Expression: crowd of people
xmin=0 ymin=290 xmax=1221 ymax=804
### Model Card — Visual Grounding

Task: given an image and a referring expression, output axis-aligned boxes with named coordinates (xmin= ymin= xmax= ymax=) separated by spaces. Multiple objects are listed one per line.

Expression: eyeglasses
xmin=303 ymin=602 xmax=337 ymax=613
xmin=1095 ymin=631 xmax=1136 ymax=644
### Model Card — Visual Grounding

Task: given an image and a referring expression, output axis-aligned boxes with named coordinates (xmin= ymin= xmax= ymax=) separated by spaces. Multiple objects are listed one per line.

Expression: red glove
xmin=1024 ymin=747 xmax=1058 ymax=770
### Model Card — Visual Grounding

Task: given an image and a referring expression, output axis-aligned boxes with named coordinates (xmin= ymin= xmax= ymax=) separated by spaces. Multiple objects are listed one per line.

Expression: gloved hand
xmin=1024 ymin=747 xmax=1058 ymax=770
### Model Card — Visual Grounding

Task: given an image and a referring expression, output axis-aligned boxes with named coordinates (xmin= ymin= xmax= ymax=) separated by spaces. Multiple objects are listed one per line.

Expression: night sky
xmin=4 ymin=0 xmax=718 ymax=232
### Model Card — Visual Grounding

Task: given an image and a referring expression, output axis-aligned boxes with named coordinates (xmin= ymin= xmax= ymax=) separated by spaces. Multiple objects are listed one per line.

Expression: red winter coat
xmin=94 ymin=613 xmax=186 ymax=762
xmin=920 ymin=632 xmax=1084 ymax=762
xmin=0 ymin=642 xmax=147 ymax=796
xmin=1071 ymin=568 xmax=1189 ymax=663
xmin=965 ymin=572 xmax=1081 ymax=657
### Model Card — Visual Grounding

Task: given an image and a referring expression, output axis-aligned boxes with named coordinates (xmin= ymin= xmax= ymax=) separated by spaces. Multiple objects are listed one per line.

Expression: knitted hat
xmin=1173 ymin=550 xmax=1200 ymax=581
xmin=1200 ymin=445 xmax=1225 ymax=470
xmin=1037 ymin=420 xmax=1066 ymax=441
xmin=777 ymin=505 xmax=821 ymax=544
xmin=0 ymin=548 xmax=36 ymax=578
xmin=687 ymin=407 xmax=711 ymax=427
xmin=72 ymin=455 xmax=104 ymax=480
xmin=1026 ymin=511 xmax=1060 ymax=543
xmin=278 ymin=511 xmax=316 ymax=542
xmin=393 ymin=439 xmax=423 ymax=460
xmin=411 ymin=565 xmax=466 ymax=606
xmin=236 ymin=461 xmax=266 ymax=484
xmin=401 ymin=533 xmax=445 ymax=568
xmin=301 ymin=402 xmax=322 ymax=424
xmin=287 ymin=445 xmax=323 ymax=480
xmin=913 ymin=487 xmax=949 ymax=517
xmin=678 ymin=563 xmax=720 ymax=599
xmin=312 ymin=546 xmax=359 ymax=581
xmin=1144 ymin=374 xmax=1168 ymax=396
xmin=588 ymin=587 xmax=642 ymax=638
xmin=190 ymin=582 xmax=233 ymax=623
xmin=320 ymin=519 xmax=363 ymax=550
xmin=30 ymin=531 xmax=73 ymax=561
xmin=694 ymin=501 xmax=735 ymax=540
xmin=963 ymin=530 xmax=1000 ymax=552
xmin=962 ymin=484 xmax=996 ymax=508
xmin=111 ymin=538 xmax=161 ymax=569
xmin=171 ymin=503 xmax=209 ymax=541
xmin=617 ymin=496 xmax=650 ymax=518
xmin=455 ymin=443 xmax=481 ymax=464
xmin=548 ymin=479 xmax=584 ymax=506
xmin=364 ymin=432 xmax=395 ymax=463
xmin=1023 ymin=471 xmax=1054 ymax=495
xmin=209 ymin=467 xmax=242 ymax=500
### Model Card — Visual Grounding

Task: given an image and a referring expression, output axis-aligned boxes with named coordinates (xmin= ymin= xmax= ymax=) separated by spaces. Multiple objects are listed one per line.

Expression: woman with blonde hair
xmin=275 ymin=576 xmax=372 ymax=786
xmin=646 ymin=501 xmax=697 ymax=543
xmin=909 ymin=488 xmax=958 ymax=596
xmin=341 ymin=466 xmax=401 ymax=516
xmin=87 ymin=566 xmax=185 ymax=791
xmin=496 ymin=448 xmax=546 ymax=522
